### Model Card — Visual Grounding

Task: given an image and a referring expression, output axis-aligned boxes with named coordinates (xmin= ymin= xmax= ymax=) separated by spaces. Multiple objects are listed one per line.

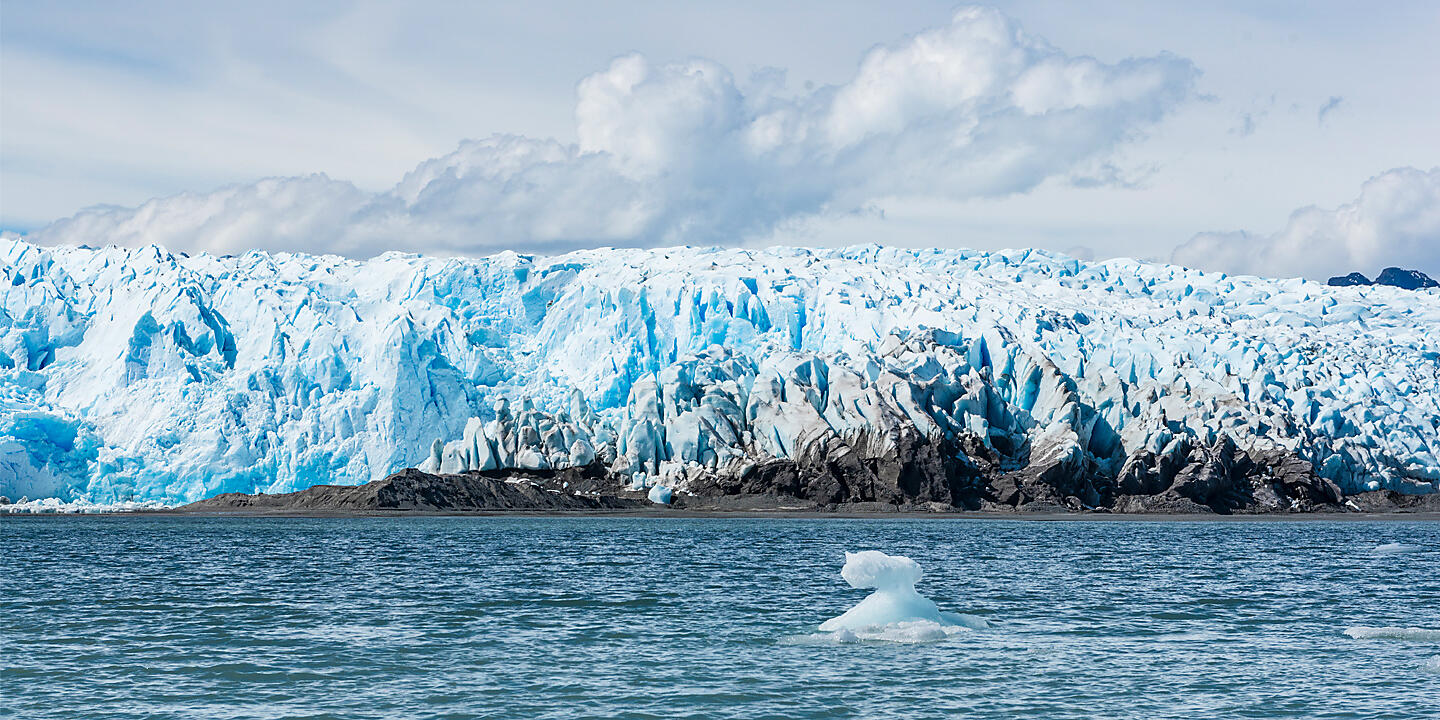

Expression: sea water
xmin=2 ymin=516 xmax=1437 ymax=719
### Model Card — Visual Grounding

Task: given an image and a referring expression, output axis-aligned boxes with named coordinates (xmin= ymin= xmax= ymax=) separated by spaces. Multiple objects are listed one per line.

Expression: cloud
xmin=28 ymin=7 xmax=1198 ymax=257
xmin=1230 ymin=111 xmax=1261 ymax=137
xmin=1171 ymin=167 xmax=1440 ymax=280
xmin=1317 ymin=95 xmax=1344 ymax=124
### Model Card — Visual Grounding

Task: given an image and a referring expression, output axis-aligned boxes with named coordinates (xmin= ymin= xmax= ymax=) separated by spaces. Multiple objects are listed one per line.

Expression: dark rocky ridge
xmin=673 ymin=434 xmax=1370 ymax=514
xmin=184 ymin=440 xmax=1439 ymax=515
xmin=1327 ymin=267 xmax=1437 ymax=290
xmin=181 ymin=468 xmax=646 ymax=514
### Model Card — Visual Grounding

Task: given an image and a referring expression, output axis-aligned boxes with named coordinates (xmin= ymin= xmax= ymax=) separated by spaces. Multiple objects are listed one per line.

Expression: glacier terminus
xmin=2 ymin=237 xmax=1437 ymax=511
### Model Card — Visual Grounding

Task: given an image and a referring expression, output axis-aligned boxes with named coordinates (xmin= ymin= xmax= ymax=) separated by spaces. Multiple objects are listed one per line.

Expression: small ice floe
xmin=796 ymin=550 xmax=988 ymax=644
xmin=1371 ymin=542 xmax=1422 ymax=556
xmin=1344 ymin=626 xmax=1440 ymax=642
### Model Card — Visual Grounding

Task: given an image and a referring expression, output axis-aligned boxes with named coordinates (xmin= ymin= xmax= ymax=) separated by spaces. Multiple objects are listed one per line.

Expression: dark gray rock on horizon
xmin=180 ymin=468 xmax=647 ymax=514
xmin=182 ymin=439 xmax=1439 ymax=515
xmin=1327 ymin=267 xmax=1437 ymax=289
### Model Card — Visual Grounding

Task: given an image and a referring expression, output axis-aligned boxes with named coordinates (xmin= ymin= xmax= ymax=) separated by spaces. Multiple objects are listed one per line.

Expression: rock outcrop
xmin=180 ymin=451 xmax=1407 ymax=514
xmin=180 ymin=468 xmax=645 ymax=513
xmin=1327 ymin=267 xmax=1438 ymax=290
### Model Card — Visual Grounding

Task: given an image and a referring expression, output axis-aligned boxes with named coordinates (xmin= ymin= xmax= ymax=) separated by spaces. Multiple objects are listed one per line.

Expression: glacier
xmin=2 ymin=236 xmax=1438 ymax=507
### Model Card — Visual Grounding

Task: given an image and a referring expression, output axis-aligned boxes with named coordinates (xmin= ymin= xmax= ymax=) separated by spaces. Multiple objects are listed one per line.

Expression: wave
xmin=1371 ymin=543 xmax=1424 ymax=555
xmin=787 ymin=620 xmax=977 ymax=645
xmin=1344 ymin=626 xmax=1440 ymax=642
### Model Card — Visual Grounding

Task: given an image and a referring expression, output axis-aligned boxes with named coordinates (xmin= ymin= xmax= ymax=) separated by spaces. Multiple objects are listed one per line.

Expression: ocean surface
xmin=3 ymin=516 xmax=1438 ymax=719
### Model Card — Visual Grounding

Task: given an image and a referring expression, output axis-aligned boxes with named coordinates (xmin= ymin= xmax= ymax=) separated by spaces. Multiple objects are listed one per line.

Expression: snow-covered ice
xmin=3 ymin=237 xmax=1439 ymax=505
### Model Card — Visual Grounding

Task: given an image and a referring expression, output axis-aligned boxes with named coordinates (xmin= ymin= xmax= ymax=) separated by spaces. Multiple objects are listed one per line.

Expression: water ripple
xmin=3 ymin=516 xmax=1438 ymax=719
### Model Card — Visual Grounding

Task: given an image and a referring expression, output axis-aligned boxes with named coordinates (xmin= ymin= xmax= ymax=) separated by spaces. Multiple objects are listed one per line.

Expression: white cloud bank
xmin=1172 ymin=167 xmax=1440 ymax=280
xmin=28 ymin=7 xmax=1196 ymax=257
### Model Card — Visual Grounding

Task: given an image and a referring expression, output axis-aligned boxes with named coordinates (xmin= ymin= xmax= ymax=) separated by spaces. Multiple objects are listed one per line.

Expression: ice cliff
xmin=2 ymin=237 xmax=1438 ymax=506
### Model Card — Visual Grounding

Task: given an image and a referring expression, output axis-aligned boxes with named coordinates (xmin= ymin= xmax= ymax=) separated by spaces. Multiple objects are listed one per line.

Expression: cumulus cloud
xmin=1171 ymin=167 xmax=1440 ymax=280
xmin=30 ymin=7 xmax=1198 ymax=257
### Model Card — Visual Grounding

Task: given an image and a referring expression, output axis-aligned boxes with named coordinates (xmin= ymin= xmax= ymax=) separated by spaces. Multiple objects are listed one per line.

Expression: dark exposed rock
xmin=684 ymin=429 xmax=988 ymax=510
xmin=472 ymin=463 xmax=622 ymax=497
xmin=1112 ymin=491 xmax=1215 ymax=514
xmin=1327 ymin=272 xmax=1372 ymax=287
xmin=1117 ymin=444 xmax=1191 ymax=496
xmin=670 ymin=493 xmax=822 ymax=512
xmin=1169 ymin=436 xmax=1249 ymax=508
xmin=1096 ymin=437 xmax=1348 ymax=514
xmin=1328 ymin=267 xmax=1436 ymax=290
xmin=982 ymin=442 xmax=1368 ymax=514
xmin=655 ymin=426 xmax=1372 ymax=515
xmin=1246 ymin=449 xmax=1343 ymax=509
xmin=180 ymin=468 xmax=645 ymax=514
xmin=1374 ymin=267 xmax=1438 ymax=290
xmin=179 ymin=434 xmax=1426 ymax=516
xmin=1343 ymin=490 xmax=1440 ymax=513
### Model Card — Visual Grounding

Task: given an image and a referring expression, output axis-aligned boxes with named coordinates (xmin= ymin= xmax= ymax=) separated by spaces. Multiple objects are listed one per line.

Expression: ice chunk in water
xmin=1344 ymin=626 xmax=1440 ymax=642
xmin=818 ymin=551 xmax=986 ymax=635
xmin=1371 ymin=543 xmax=1422 ymax=555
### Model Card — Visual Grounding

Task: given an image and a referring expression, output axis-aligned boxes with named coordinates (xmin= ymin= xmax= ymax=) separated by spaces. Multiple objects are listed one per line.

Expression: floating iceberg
xmin=821 ymin=551 xmax=943 ymax=630
xmin=3 ymin=237 xmax=1438 ymax=506
xmin=813 ymin=551 xmax=987 ymax=643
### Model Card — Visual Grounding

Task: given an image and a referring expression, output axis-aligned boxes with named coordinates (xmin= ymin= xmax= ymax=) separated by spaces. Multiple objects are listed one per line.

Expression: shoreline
xmin=8 ymin=507 xmax=1440 ymax=521
xmin=10 ymin=467 xmax=1437 ymax=521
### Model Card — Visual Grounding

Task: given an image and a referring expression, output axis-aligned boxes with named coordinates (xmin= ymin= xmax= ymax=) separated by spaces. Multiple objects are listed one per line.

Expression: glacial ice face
xmin=2 ymin=237 xmax=1439 ymax=504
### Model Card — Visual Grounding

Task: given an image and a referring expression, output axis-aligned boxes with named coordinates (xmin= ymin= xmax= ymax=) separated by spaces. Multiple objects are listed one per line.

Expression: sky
xmin=2 ymin=1 xmax=1437 ymax=279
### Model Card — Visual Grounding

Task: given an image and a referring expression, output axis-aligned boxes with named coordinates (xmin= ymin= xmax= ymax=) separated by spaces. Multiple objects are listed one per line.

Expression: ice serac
xmin=3 ymin=237 xmax=1439 ymax=506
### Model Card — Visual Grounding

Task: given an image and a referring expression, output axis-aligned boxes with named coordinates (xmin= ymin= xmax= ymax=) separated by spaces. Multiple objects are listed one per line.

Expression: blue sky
xmin=2 ymin=1 xmax=1437 ymax=278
